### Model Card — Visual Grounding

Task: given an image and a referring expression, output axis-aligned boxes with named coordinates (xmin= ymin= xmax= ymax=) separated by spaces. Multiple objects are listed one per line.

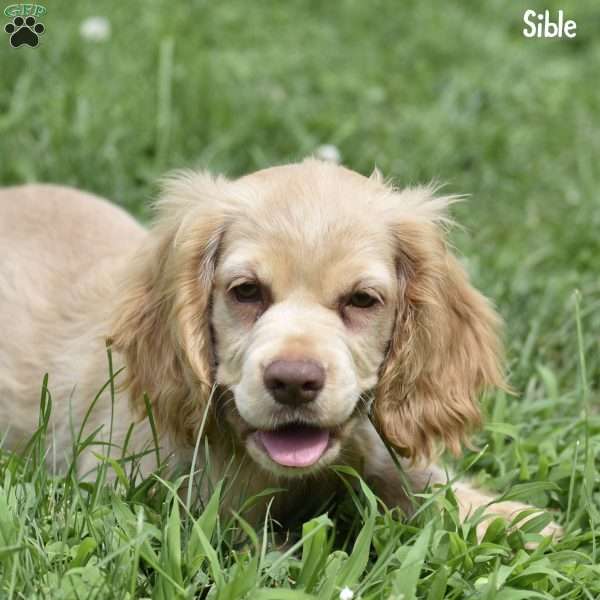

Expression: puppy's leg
xmin=360 ymin=425 xmax=562 ymax=539
xmin=359 ymin=422 xmax=447 ymax=515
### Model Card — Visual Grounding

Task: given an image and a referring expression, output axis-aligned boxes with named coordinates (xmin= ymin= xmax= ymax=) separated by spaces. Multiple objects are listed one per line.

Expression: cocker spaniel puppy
xmin=0 ymin=159 xmax=558 ymax=534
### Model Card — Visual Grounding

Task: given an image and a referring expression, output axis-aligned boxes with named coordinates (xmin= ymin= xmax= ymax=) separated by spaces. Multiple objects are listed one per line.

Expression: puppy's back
xmin=0 ymin=184 xmax=145 ymax=267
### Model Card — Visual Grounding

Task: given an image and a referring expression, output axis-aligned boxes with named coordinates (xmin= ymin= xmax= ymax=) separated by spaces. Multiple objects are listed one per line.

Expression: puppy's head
xmin=111 ymin=159 xmax=505 ymax=475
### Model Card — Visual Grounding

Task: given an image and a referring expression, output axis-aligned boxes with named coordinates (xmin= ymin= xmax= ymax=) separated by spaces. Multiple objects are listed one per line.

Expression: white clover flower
xmin=80 ymin=16 xmax=111 ymax=42
xmin=315 ymin=144 xmax=341 ymax=164
xmin=339 ymin=586 xmax=354 ymax=600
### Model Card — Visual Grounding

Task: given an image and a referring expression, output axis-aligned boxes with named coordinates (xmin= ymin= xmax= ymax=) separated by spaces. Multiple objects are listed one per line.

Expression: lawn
xmin=1 ymin=0 xmax=599 ymax=598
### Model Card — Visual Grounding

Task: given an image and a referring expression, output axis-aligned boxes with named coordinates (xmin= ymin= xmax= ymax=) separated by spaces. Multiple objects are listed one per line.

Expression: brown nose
xmin=263 ymin=359 xmax=326 ymax=405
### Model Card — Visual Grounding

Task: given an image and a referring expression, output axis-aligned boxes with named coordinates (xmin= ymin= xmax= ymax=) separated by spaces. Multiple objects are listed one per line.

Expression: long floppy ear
xmin=373 ymin=186 xmax=506 ymax=461
xmin=109 ymin=172 xmax=229 ymax=445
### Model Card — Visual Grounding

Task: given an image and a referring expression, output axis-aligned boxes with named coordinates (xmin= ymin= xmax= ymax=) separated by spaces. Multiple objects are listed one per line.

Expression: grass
xmin=1 ymin=0 xmax=599 ymax=597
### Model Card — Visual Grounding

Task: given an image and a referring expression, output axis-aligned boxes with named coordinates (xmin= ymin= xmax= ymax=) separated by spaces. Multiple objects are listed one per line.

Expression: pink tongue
xmin=259 ymin=426 xmax=330 ymax=467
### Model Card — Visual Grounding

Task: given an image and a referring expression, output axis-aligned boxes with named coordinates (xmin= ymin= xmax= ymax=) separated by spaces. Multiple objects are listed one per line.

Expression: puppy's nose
xmin=263 ymin=359 xmax=326 ymax=405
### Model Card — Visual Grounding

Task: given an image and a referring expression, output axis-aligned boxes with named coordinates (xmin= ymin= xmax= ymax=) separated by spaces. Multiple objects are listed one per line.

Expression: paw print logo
xmin=4 ymin=15 xmax=45 ymax=47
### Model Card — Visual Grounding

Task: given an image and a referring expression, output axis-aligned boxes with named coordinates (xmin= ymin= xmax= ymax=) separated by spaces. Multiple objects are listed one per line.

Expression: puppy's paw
xmin=453 ymin=485 xmax=563 ymax=544
xmin=537 ymin=517 xmax=564 ymax=540
xmin=478 ymin=500 xmax=563 ymax=543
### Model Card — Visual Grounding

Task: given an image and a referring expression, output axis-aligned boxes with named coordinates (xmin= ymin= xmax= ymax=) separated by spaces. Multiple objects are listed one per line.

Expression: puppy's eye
xmin=348 ymin=291 xmax=378 ymax=309
xmin=232 ymin=282 xmax=262 ymax=303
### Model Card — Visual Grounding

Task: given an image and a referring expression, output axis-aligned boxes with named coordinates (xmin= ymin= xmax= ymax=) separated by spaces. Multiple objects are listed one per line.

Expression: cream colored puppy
xmin=0 ymin=159 xmax=558 ymax=534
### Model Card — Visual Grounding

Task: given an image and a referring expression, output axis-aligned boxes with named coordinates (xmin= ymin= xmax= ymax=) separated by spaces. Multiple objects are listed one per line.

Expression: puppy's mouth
xmin=255 ymin=424 xmax=330 ymax=468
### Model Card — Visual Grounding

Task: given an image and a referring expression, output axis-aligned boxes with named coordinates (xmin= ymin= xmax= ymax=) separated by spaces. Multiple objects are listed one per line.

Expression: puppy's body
xmin=0 ymin=163 xmax=556 ymax=533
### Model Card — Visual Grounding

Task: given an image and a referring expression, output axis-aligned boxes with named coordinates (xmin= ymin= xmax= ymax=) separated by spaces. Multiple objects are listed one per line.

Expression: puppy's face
xmin=211 ymin=169 xmax=399 ymax=474
xmin=112 ymin=159 xmax=504 ymax=476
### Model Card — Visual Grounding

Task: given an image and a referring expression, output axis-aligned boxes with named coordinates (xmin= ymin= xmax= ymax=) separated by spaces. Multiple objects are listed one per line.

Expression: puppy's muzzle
xmin=263 ymin=359 xmax=325 ymax=406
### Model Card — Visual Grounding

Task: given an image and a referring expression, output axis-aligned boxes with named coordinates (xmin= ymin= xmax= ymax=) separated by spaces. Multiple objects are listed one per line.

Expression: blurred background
xmin=1 ymin=0 xmax=598 ymax=436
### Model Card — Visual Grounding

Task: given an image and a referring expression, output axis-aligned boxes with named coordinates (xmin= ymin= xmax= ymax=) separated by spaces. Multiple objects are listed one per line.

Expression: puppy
xmin=0 ymin=159 xmax=558 ymax=534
